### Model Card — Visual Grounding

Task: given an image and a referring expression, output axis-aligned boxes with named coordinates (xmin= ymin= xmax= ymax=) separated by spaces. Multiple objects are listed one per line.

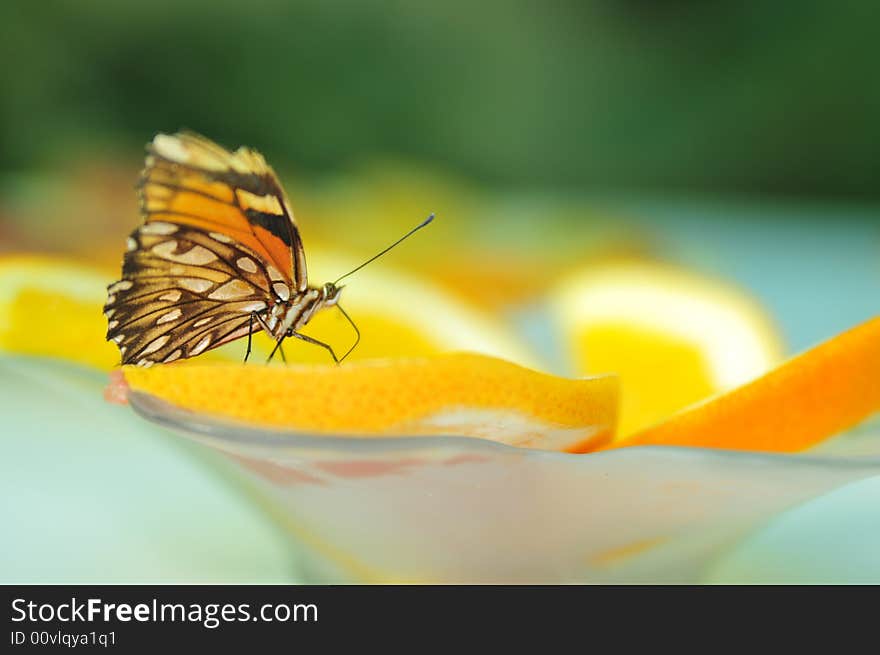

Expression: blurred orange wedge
xmin=276 ymin=248 xmax=539 ymax=367
xmin=602 ymin=317 xmax=880 ymax=453
xmin=0 ymin=255 xmax=120 ymax=369
xmin=0 ymin=253 xmax=538 ymax=371
xmin=549 ymin=262 xmax=784 ymax=438
xmin=0 ymin=255 xmax=238 ymax=369
xmin=120 ymin=353 xmax=619 ymax=452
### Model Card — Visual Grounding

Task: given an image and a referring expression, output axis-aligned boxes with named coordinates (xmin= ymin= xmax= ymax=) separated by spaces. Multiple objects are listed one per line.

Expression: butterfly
xmin=104 ymin=131 xmax=432 ymax=367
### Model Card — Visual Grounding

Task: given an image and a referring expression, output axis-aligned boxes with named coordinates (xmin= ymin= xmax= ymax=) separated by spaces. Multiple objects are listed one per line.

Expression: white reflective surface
xmin=131 ymin=389 xmax=880 ymax=582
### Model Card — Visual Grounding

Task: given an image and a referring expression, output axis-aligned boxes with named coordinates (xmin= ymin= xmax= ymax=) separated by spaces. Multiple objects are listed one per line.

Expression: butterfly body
xmin=263 ymin=283 xmax=341 ymax=339
xmin=104 ymin=132 xmax=344 ymax=367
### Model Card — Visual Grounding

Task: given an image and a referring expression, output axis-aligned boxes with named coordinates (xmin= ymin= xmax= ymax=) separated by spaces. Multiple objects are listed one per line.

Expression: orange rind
xmin=6 ymin=254 xmax=880 ymax=456
xmin=603 ymin=317 xmax=880 ymax=453
xmin=119 ymin=353 xmax=619 ymax=452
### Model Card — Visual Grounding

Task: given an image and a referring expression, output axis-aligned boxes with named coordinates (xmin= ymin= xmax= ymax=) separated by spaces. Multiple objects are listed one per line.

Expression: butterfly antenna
xmin=333 ymin=213 xmax=435 ymax=285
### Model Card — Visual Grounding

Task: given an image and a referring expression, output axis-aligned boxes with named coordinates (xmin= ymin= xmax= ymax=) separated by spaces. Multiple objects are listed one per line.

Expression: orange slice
xmin=602 ymin=317 xmax=880 ymax=453
xmin=277 ymin=248 xmax=539 ymax=367
xmin=120 ymin=353 xmax=619 ymax=452
xmin=549 ymin=262 xmax=784 ymax=437
xmin=0 ymin=253 xmax=538 ymax=371
xmin=0 ymin=255 xmax=120 ymax=369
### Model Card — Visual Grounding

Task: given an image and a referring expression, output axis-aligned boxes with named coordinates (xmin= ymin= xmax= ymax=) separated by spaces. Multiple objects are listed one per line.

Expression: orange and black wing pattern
xmin=104 ymin=132 xmax=303 ymax=366
xmin=139 ymin=131 xmax=306 ymax=291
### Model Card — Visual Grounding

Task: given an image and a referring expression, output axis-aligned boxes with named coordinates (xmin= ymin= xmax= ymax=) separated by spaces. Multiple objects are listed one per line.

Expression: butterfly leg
xmin=291 ymin=331 xmax=339 ymax=365
xmin=244 ymin=312 xmax=257 ymax=363
xmin=245 ymin=311 xmax=276 ymax=363
xmin=335 ymin=304 xmax=360 ymax=363
xmin=267 ymin=335 xmax=288 ymax=364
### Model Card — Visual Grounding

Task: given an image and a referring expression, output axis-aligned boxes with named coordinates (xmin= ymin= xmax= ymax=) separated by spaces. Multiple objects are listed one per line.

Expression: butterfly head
xmin=321 ymin=282 xmax=343 ymax=306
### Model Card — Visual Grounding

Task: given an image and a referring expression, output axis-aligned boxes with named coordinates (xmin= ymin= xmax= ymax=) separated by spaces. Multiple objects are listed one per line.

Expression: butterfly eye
xmin=322 ymin=282 xmax=343 ymax=306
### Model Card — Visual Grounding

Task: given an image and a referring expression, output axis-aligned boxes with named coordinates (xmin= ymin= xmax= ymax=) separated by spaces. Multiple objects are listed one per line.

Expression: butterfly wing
xmin=139 ymin=131 xmax=307 ymax=294
xmin=105 ymin=223 xmax=275 ymax=365
xmin=105 ymin=132 xmax=304 ymax=366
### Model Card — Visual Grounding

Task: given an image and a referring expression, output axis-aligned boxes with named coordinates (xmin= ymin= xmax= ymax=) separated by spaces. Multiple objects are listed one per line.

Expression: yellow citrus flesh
xmin=0 ymin=255 xmax=238 ymax=368
xmin=601 ymin=317 xmax=880 ymax=453
xmin=122 ymin=353 xmax=619 ymax=452
xmin=281 ymin=248 xmax=539 ymax=367
xmin=549 ymin=262 xmax=784 ymax=438
xmin=0 ymin=253 xmax=538 ymax=371
xmin=0 ymin=256 xmax=120 ymax=369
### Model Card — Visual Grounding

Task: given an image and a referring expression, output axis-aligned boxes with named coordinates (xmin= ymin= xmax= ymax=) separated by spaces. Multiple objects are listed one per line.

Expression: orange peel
xmin=602 ymin=317 xmax=880 ymax=453
xmin=119 ymin=353 xmax=619 ymax=452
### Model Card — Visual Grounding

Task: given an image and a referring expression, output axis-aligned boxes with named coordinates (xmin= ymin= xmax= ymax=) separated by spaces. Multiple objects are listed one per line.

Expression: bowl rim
xmin=129 ymin=390 xmax=880 ymax=470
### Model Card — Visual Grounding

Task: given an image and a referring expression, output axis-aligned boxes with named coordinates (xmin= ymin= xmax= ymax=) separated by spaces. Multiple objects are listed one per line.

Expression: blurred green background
xmin=2 ymin=0 xmax=879 ymax=352
xmin=2 ymin=0 xmax=879 ymax=198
